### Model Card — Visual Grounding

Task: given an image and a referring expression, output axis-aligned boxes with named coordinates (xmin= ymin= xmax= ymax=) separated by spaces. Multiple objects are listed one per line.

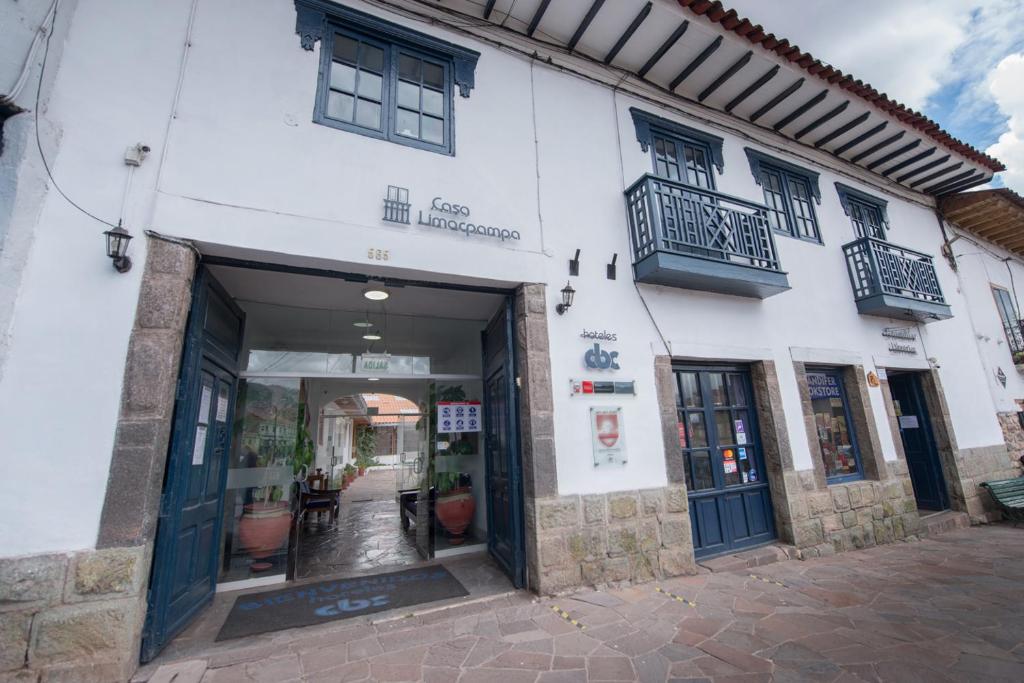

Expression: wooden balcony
xmin=625 ymin=174 xmax=790 ymax=298
xmin=842 ymin=237 xmax=952 ymax=323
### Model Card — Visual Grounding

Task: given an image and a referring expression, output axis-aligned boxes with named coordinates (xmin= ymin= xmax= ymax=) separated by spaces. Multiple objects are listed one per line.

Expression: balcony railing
xmin=625 ymin=174 xmax=789 ymax=298
xmin=842 ymin=237 xmax=952 ymax=322
xmin=1003 ymin=320 xmax=1024 ymax=363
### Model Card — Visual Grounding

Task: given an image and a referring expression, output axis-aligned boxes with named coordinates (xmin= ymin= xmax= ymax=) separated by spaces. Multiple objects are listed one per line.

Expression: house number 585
xmin=367 ymin=249 xmax=390 ymax=261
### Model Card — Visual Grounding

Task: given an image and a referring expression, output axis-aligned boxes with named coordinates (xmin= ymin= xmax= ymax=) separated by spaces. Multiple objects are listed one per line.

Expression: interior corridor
xmin=294 ymin=468 xmax=421 ymax=580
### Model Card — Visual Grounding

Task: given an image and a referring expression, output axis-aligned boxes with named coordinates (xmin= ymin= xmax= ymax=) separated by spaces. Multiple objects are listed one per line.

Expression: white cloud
xmin=986 ymin=53 xmax=1024 ymax=193
xmin=723 ymin=0 xmax=1024 ymax=186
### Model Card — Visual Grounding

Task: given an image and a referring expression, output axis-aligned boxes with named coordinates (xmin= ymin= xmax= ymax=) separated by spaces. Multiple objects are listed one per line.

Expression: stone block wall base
xmin=958 ymin=438 xmax=1022 ymax=524
xmin=774 ymin=462 xmax=923 ymax=558
xmin=0 ymin=547 xmax=149 ymax=682
xmin=531 ymin=485 xmax=697 ymax=594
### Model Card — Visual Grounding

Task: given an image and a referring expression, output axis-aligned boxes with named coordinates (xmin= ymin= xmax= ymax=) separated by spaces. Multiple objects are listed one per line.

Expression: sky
xmin=724 ymin=0 xmax=1024 ymax=193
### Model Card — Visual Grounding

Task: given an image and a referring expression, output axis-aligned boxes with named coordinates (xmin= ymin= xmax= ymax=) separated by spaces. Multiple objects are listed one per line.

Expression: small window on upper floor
xmin=630 ymin=108 xmax=724 ymax=191
xmin=651 ymin=131 xmax=716 ymax=190
xmin=318 ymin=30 xmax=453 ymax=153
xmin=835 ymin=183 xmax=889 ymax=241
xmin=744 ymin=149 xmax=822 ymax=243
xmin=295 ymin=0 xmax=480 ymax=156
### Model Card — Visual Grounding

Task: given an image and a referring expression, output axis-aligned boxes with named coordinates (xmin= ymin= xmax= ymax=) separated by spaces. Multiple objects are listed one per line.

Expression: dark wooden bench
xmin=980 ymin=478 xmax=1024 ymax=526
xmin=399 ymin=487 xmax=434 ymax=533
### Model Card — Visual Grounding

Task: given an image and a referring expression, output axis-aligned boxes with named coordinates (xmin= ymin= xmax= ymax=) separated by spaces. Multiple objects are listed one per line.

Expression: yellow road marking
xmin=550 ymin=605 xmax=586 ymax=630
xmin=748 ymin=573 xmax=786 ymax=587
xmin=655 ymin=586 xmax=696 ymax=607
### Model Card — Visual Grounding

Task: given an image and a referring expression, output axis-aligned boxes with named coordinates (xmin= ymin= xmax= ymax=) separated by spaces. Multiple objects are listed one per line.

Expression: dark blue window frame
xmin=807 ymin=367 xmax=865 ymax=484
xmin=315 ymin=27 xmax=455 ymax=155
xmin=835 ymin=182 xmax=889 ymax=240
xmin=295 ymin=0 xmax=480 ymax=157
xmin=744 ymin=148 xmax=822 ymax=244
xmin=649 ymin=127 xmax=718 ymax=190
xmin=629 ymin=108 xmax=725 ymax=190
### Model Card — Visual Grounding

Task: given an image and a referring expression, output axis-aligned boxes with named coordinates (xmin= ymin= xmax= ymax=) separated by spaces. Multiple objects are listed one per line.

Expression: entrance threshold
xmin=214 ymin=574 xmax=285 ymax=593
xmin=142 ymin=553 xmax=516 ymax=673
xmin=697 ymin=542 xmax=795 ymax=573
xmin=919 ymin=509 xmax=970 ymax=537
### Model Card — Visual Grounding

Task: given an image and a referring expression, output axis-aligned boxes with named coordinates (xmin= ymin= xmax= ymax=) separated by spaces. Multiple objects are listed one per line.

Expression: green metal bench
xmin=980 ymin=478 xmax=1024 ymax=526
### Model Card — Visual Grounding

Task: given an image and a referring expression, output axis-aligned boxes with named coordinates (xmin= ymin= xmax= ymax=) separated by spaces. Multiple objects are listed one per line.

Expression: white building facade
xmin=0 ymin=0 xmax=1019 ymax=679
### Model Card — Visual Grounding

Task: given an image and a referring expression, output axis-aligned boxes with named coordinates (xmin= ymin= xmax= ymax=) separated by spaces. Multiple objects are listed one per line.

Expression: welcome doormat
xmin=216 ymin=565 xmax=469 ymax=641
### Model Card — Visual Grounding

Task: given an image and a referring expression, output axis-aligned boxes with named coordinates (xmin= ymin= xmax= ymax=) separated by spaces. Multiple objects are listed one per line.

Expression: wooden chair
xmin=297 ymin=478 xmax=340 ymax=526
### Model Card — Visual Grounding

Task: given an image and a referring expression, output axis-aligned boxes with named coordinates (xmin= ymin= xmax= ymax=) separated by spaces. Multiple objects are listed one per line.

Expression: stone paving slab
xmin=139 ymin=524 xmax=1024 ymax=682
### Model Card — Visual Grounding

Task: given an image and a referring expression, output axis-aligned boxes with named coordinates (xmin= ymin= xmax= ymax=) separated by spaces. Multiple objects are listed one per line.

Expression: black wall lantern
xmin=103 ymin=224 xmax=133 ymax=273
xmin=556 ymin=281 xmax=575 ymax=315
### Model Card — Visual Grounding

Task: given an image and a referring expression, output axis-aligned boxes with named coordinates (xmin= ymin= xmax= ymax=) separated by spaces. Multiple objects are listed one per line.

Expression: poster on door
xmin=591 ymin=407 xmax=627 ymax=467
xmin=437 ymin=401 xmax=481 ymax=433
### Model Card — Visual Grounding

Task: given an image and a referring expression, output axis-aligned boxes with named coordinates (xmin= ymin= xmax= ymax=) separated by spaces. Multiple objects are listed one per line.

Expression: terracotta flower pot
xmin=436 ymin=487 xmax=476 ymax=545
xmin=238 ymin=501 xmax=291 ymax=564
xmin=358 ymin=467 xmax=366 ymax=476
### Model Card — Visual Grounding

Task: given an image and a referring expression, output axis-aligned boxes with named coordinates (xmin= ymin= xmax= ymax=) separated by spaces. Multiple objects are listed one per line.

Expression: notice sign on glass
xmin=807 ymin=373 xmax=842 ymax=400
xmin=437 ymin=401 xmax=481 ymax=433
xmin=591 ymin=407 xmax=627 ymax=467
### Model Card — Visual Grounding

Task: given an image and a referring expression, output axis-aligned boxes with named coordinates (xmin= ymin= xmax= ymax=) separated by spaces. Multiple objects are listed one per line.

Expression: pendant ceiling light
xmin=362 ymin=330 xmax=382 ymax=341
xmin=362 ymin=285 xmax=389 ymax=301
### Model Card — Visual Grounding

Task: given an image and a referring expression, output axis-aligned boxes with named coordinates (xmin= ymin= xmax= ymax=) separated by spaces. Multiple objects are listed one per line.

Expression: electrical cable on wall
xmin=2 ymin=0 xmax=58 ymax=104
xmin=32 ymin=0 xmax=120 ymax=229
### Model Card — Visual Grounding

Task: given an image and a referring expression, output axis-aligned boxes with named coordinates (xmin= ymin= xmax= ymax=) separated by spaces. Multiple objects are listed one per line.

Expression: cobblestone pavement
xmin=143 ymin=524 xmax=1024 ymax=682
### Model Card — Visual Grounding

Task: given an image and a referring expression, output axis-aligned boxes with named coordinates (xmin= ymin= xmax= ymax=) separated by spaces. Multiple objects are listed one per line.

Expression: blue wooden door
xmin=482 ymin=297 xmax=525 ymax=587
xmin=674 ymin=366 xmax=775 ymax=558
xmin=141 ymin=268 xmax=244 ymax=662
xmin=888 ymin=372 xmax=948 ymax=511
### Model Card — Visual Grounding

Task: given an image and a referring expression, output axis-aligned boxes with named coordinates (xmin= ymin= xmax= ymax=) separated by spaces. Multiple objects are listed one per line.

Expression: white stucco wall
xmin=950 ymin=226 xmax=1024 ymax=412
xmin=0 ymin=0 xmax=1007 ymax=556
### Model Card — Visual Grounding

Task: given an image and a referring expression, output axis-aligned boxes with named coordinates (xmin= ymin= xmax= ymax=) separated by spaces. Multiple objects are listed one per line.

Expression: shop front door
xmin=888 ymin=372 xmax=949 ymax=511
xmin=673 ymin=366 xmax=775 ymax=558
xmin=482 ymin=297 xmax=525 ymax=587
xmin=141 ymin=268 xmax=244 ymax=662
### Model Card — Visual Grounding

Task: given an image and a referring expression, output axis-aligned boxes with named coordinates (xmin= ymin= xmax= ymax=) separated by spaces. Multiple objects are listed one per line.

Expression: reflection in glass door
xmin=219 ymin=378 xmax=304 ymax=583
xmin=674 ymin=366 xmax=775 ymax=558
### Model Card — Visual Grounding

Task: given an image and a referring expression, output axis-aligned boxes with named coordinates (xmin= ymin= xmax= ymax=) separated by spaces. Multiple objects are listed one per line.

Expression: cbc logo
xmin=584 ymin=343 xmax=619 ymax=370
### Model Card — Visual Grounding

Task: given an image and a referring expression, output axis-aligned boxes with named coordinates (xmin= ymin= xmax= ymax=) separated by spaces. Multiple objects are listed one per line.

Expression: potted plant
xmin=418 ymin=384 xmax=477 ymax=544
xmin=343 ymin=463 xmax=357 ymax=487
xmin=355 ymin=425 xmax=376 ymax=476
xmin=238 ymin=485 xmax=292 ymax=571
xmin=237 ymin=397 xmax=312 ymax=571
xmin=435 ymin=472 xmax=475 ymax=545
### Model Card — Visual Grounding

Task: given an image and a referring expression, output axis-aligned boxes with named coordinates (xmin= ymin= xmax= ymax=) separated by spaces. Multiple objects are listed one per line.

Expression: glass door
xmin=674 ymin=366 xmax=775 ymax=558
xmin=219 ymin=378 xmax=305 ymax=584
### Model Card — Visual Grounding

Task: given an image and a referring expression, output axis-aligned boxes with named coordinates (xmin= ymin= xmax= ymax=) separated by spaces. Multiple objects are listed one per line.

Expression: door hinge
xmin=515 ymin=376 xmax=522 ymax=389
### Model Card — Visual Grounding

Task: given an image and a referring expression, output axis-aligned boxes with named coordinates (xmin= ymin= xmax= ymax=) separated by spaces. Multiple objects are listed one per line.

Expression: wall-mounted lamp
xmin=569 ymin=249 xmax=580 ymax=277
xmin=556 ymin=281 xmax=575 ymax=315
xmin=103 ymin=224 xmax=133 ymax=273
xmin=607 ymin=253 xmax=617 ymax=280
